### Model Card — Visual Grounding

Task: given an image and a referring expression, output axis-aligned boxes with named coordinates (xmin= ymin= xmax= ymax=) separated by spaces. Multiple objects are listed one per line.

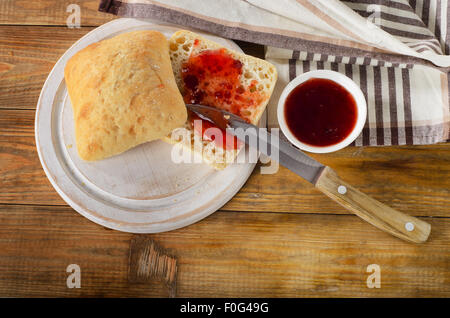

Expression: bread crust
xmin=64 ymin=30 xmax=187 ymax=161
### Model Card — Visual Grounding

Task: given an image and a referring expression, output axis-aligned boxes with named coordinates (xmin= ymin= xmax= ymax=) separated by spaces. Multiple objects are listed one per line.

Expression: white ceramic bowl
xmin=277 ymin=70 xmax=367 ymax=153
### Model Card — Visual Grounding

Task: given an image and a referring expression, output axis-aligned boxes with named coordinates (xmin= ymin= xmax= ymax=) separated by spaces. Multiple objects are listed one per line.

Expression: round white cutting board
xmin=35 ymin=18 xmax=264 ymax=233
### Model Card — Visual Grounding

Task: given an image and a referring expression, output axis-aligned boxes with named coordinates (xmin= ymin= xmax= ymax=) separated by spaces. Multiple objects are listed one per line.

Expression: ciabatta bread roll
xmin=64 ymin=30 xmax=187 ymax=161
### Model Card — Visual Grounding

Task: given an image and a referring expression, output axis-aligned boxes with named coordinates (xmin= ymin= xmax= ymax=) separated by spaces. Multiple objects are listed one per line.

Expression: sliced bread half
xmin=164 ymin=30 xmax=277 ymax=169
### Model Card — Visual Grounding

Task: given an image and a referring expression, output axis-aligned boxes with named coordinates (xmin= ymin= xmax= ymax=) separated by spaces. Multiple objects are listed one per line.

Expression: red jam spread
xmin=189 ymin=112 xmax=243 ymax=151
xmin=284 ymin=78 xmax=357 ymax=147
xmin=181 ymin=46 xmax=264 ymax=150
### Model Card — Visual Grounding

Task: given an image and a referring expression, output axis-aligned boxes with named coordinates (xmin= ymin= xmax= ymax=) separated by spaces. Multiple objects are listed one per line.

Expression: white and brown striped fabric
xmin=99 ymin=0 xmax=450 ymax=145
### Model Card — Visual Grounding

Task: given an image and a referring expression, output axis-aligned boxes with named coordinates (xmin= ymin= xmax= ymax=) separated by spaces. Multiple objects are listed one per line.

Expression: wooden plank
xmin=234 ymin=143 xmax=450 ymax=216
xmin=0 ymin=26 xmax=94 ymax=110
xmin=0 ymin=0 xmax=115 ymax=26
xmin=0 ymin=204 xmax=448 ymax=297
xmin=1 ymin=109 xmax=450 ymax=216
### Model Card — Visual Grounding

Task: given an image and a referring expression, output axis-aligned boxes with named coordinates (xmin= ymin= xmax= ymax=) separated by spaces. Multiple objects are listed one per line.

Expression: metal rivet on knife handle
xmin=338 ymin=185 xmax=347 ymax=194
xmin=405 ymin=222 xmax=415 ymax=232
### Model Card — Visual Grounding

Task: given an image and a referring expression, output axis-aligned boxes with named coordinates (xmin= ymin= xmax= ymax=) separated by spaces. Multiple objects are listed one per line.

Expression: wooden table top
xmin=0 ymin=0 xmax=449 ymax=297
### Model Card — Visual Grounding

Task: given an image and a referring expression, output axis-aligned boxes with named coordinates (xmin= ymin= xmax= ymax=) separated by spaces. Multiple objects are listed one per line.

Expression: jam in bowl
xmin=277 ymin=70 xmax=367 ymax=153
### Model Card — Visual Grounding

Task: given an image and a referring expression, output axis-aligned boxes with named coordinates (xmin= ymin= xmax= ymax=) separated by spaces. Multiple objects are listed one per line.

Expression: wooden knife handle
xmin=315 ymin=167 xmax=431 ymax=243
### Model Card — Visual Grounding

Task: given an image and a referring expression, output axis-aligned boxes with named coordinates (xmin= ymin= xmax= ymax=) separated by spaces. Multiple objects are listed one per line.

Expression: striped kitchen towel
xmin=99 ymin=0 xmax=450 ymax=146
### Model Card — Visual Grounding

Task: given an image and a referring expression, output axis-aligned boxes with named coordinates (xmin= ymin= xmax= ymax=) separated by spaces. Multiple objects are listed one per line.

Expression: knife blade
xmin=186 ymin=103 xmax=325 ymax=184
xmin=185 ymin=103 xmax=431 ymax=244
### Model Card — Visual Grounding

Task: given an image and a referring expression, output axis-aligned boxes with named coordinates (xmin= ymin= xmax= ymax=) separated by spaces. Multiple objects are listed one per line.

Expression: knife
xmin=186 ymin=103 xmax=431 ymax=243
